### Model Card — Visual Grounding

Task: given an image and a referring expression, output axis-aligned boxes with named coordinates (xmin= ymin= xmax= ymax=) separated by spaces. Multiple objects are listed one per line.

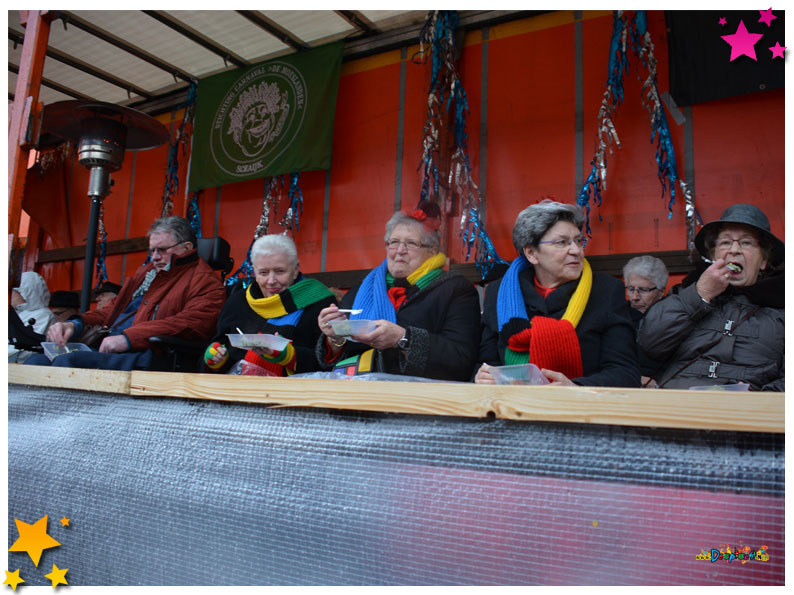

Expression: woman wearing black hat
xmin=638 ymin=203 xmax=784 ymax=391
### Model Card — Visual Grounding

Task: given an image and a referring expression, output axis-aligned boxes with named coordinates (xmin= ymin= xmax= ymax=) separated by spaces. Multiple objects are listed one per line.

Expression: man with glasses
xmin=30 ymin=216 xmax=225 ymax=370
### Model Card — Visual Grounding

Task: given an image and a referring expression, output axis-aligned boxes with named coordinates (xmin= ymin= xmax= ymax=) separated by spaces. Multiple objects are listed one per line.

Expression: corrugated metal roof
xmin=8 ymin=9 xmax=531 ymax=114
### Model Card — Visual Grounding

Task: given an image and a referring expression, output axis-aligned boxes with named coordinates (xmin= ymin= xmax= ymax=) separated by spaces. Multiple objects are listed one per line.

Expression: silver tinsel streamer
xmin=417 ymin=10 xmax=505 ymax=277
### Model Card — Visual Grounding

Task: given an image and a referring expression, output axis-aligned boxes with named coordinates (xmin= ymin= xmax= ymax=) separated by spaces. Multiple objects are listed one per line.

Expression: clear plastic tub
xmin=329 ymin=319 xmax=378 ymax=337
xmin=41 ymin=342 xmax=93 ymax=362
xmin=689 ymin=383 xmax=750 ymax=391
xmin=489 ymin=363 xmax=550 ymax=386
xmin=226 ymin=333 xmax=291 ymax=352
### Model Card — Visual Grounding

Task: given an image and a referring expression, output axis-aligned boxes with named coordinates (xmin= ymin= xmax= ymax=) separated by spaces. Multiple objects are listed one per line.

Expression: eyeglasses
xmin=714 ymin=237 xmax=759 ymax=251
xmin=386 ymin=239 xmax=430 ymax=251
xmin=147 ymin=241 xmax=183 ymax=257
xmin=537 ymin=237 xmax=586 ymax=249
xmin=625 ymin=286 xmax=659 ymax=295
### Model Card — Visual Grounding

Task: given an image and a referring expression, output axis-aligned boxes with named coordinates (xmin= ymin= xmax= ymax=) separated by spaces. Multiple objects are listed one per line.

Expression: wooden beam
xmin=9 ymin=364 xmax=131 ymax=393
xmin=127 ymin=373 xmax=785 ymax=433
xmin=9 ymin=11 xmax=54 ymax=256
xmin=8 ymin=365 xmax=783 ymax=433
xmin=37 ymin=236 xmax=148 ymax=264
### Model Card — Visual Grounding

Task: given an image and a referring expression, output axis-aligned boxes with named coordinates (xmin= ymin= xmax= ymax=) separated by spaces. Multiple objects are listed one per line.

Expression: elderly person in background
xmin=49 ymin=290 xmax=81 ymax=322
xmin=476 ymin=199 xmax=639 ymax=387
xmin=9 ymin=272 xmax=57 ymax=362
xmin=316 ymin=200 xmax=481 ymax=381
xmin=622 ymin=255 xmax=669 ymax=387
xmin=638 ymin=204 xmax=784 ymax=390
xmin=205 ymin=234 xmax=336 ymax=375
xmin=623 ymin=255 xmax=668 ymax=314
xmin=28 ymin=216 xmax=225 ymax=370
xmin=11 ymin=272 xmax=57 ymax=334
xmin=95 ymin=281 xmax=122 ymax=311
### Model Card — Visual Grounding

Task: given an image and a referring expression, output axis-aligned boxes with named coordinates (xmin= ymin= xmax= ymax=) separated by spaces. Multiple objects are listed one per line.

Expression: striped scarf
xmin=351 ymin=253 xmax=446 ymax=321
xmin=496 ymin=257 xmax=592 ymax=377
xmin=246 ymin=277 xmax=334 ymax=327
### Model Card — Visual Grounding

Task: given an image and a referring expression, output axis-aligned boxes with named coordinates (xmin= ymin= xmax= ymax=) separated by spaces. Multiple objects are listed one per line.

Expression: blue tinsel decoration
xmin=186 ymin=191 xmax=203 ymax=239
xmin=286 ymin=173 xmax=303 ymax=232
xmin=224 ymin=239 xmax=255 ymax=291
xmin=94 ymin=207 xmax=108 ymax=290
xmin=577 ymin=11 xmax=630 ymax=236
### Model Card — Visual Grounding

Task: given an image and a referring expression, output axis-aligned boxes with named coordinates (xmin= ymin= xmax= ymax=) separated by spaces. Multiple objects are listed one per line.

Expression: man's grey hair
xmin=383 ymin=212 xmax=441 ymax=251
xmin=623 ymin=255 xmax=669 ymax=290
xmin=250 ymin=234 xmax=299 ymax=269
xmin=148 ymin=216 xmax=197 ymax=247
xmin=512 ymin=199 xmax=585 ymax=253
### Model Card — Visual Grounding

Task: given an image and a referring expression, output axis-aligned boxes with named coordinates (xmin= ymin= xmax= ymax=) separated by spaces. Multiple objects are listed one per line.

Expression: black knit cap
xmin=694 ymin=203 xmax=784 ymax=266
xmin=50 ymin=290 xmax=80 ymax=309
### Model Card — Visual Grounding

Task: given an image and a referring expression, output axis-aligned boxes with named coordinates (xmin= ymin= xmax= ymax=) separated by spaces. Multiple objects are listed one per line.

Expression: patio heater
xmin=40 ymin=100 xmax=168 ymax=313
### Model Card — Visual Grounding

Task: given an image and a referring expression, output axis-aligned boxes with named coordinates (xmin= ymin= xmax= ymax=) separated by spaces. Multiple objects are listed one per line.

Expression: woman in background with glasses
xmin=475 ymin=199 xmax=640 ymax=387
xmin=638 ymin=204 xmax=784 ymax=390
xmin=622 ymin=255 xmax=669 ymax=387
xmin=316 ymin=200 xmax=481 ymax=381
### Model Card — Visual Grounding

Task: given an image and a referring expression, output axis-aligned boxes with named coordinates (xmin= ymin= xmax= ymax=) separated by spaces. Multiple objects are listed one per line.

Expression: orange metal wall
xmin=26 ymin=11 xmax=784 ymax=293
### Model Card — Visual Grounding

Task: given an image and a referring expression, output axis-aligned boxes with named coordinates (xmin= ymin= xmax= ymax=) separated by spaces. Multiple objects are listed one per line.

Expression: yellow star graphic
xmin=3 ymin=569 xmax=25 ymax=591
xmin=44 ymin=564 xmax=68 ymax=588
xmin=8 ymin=516 xmax=61 ymax=567
xmin=59 ymin=517 xmax=70 ymax=528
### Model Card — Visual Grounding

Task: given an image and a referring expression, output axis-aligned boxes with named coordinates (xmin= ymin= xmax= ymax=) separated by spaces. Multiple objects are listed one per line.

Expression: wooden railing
xmin=9 ymin=364 xmax=784 ymax=433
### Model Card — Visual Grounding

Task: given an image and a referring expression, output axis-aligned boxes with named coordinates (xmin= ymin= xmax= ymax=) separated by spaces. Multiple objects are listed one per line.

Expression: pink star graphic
xmin=758 ymin=8 xmax=777 ymax=27
xmin=721 ymin=20 xmax=764 ymax=61
xmin=769 ymin=41 xmax=786 ymax=59
xmin=719 ymin=17 xmax=727 ymax=26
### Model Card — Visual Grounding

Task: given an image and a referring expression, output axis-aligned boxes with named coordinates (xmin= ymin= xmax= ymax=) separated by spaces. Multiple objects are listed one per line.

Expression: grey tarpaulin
xmin=8 ymin=383 xmax=784 ymax=585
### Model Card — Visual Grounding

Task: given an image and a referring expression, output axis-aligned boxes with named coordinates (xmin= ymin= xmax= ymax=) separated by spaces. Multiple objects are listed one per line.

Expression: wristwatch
xmin=397 ymin=328 xmax=411 ymax=350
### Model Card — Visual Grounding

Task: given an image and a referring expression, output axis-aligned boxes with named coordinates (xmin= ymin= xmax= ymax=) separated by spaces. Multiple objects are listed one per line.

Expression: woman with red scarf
xmin=316 ymin=201 xmax=481 ymax=381
xmin=475 ymin=199 xmax=640 ymax=387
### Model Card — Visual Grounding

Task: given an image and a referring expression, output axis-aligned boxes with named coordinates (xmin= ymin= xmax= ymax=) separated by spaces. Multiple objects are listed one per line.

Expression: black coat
xmin=210 ymin=279 xmax=336 ymax=374
xmin=479 ymin=267 xmax=640 ymax=387
xmin=316 ymin=272 xmax=481 ymax=381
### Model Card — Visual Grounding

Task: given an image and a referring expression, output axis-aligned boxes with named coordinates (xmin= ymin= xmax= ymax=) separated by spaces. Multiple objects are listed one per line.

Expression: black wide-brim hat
xmin=694 ymin=203 xmax=784 ymax=266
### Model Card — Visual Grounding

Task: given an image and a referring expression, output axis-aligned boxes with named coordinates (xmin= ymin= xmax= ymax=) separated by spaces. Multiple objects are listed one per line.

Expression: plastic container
xmin=489 ymin=363 xmax=550 ymax=386
xmin=226 ymin=333 xmax=291 ymax=352
xmin=329 ymin=319 xmax=378 ymax=337
xmin=228 ymin=359 xmax=279 ymax=376
xmin=689 ymin=383 xmax=750 ymax=391
xmin=41 ymin=342 xmax=93 ymax=362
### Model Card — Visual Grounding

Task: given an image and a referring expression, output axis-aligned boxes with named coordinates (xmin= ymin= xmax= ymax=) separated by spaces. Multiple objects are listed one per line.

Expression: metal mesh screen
xmin=8 ymin=383 xmax=784 ymax=585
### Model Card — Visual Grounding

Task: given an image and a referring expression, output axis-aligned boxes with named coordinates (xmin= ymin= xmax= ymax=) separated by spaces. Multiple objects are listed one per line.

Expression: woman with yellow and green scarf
xmin=204 ymin=234 xmax=336 ymax=375
xmin=316 ymin=201 xmax=481 ymax=381
xmin=475 ymin=200 xmax=640 ymax=387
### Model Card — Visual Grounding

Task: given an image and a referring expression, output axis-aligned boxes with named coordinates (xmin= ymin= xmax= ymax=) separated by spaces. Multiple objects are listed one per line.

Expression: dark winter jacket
xmin=210 ymin=278 xmax=336 ymax=374
xmin=479 ymin=267 xmax=641 ymax=387
xmin=637 ymin=272 xmax=784 ymax=391
xmin=80 ymin=250 xmax=225 ymax=351
xmin=316 ymin=271 xmax=481 ymax=381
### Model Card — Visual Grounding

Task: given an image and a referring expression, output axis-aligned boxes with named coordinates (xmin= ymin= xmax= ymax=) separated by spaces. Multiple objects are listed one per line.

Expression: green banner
xmin=188 ymin=41 xmax=343 ymax=192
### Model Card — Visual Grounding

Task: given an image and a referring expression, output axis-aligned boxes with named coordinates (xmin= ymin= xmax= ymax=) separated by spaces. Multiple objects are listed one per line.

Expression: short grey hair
xmin=148 ymin=216 xmax=196 ymax=247
xmin=623 ymin=255 xmax=668 ymax=290
xmin=383 ymin=212 xmax=441 ymax=251
xmin=250 ymin=234 xmax=299 ymax=268
xmin=512 ymin=199 xmax=585 ymax=253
